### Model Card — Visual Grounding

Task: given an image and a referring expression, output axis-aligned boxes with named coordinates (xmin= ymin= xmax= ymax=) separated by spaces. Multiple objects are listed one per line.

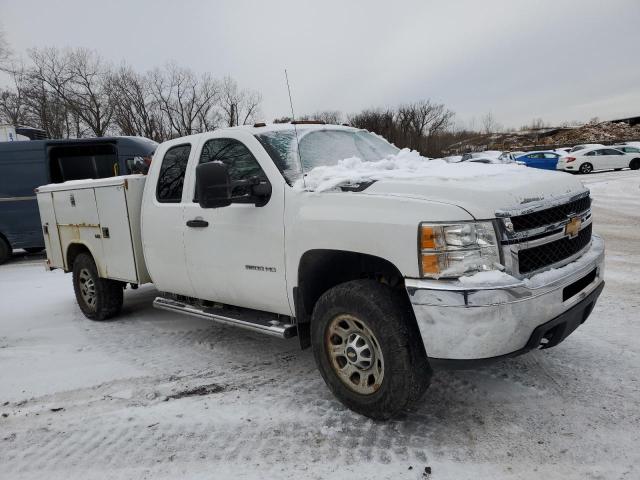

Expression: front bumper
xmin=405 ymin=235 xmax=605 ymax=362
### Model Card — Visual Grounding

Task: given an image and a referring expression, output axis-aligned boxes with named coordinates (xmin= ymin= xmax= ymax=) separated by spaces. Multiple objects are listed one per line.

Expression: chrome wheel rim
xmin=78 ymin=268 xmax=97 ymax=309
xmin=326 ymin=314 xmax=384 ymax=395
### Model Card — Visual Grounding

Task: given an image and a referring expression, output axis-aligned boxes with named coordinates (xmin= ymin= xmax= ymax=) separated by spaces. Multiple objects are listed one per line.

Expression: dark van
xmin=0 ymin=136 xmax=157 ymax=263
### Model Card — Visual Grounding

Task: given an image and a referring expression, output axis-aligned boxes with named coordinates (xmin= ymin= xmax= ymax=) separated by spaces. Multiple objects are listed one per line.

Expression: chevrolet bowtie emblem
xmin=565 ymin=216 xmax=582 ymax=238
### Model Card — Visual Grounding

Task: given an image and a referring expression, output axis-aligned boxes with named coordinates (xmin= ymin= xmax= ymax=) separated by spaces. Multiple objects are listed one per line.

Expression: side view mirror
xmin=195 ymin=162 xmax=232 ymax=208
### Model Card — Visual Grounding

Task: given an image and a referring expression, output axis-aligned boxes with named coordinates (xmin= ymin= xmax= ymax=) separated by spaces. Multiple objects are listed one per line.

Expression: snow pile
xmin=457 ymin=270 xmax=517 ymax=286
xmin=294 ymin=148 xmax=524 ymax=192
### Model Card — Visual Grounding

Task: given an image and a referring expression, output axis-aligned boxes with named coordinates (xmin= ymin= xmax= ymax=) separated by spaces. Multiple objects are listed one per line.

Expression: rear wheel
xmin=0 ymin=237 xmax=10 ymax=265
xmin=579 ymin=162 xmax=593 ymax=174
xmin=630 ymin=158 xmax=640 ymax=170
xmin=311 ymin=279 xmax=431 ymax=420
xmin=72 ymin=253 xmax=123 ymax=320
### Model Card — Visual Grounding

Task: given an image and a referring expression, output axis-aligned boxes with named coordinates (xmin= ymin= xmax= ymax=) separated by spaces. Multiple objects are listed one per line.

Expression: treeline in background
xmin=0 ymin=36 xmax=564 ymax=158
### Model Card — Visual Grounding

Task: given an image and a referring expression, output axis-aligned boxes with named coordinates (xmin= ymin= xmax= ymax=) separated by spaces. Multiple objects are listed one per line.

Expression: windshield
xmin=255 ymin=128 xmax=400 ymax=184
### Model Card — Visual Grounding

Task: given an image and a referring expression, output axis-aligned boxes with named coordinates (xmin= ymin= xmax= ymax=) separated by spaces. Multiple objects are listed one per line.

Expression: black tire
xmin=311 ymin=279 xmax=431 ymax=420
xmin=630 ymin=158 xmax=640 ymax=170
xmin=579 ymin=162 xmax=593 ymax=174
xmin=0 ymin=237 xmax=10 ymax=265
xmin=24 ymin=247 xmax=45 ymax=254
xmin=72 ymin=253 xmax=123 ymax=320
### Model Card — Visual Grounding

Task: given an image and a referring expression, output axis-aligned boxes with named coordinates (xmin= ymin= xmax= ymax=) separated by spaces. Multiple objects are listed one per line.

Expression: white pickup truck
xmin=36 ymin=123 xmax=605 ymax=419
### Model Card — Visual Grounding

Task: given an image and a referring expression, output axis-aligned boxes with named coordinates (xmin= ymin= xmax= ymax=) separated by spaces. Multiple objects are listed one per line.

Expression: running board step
xmin=153 ymin=297 xmax=297 ymax=339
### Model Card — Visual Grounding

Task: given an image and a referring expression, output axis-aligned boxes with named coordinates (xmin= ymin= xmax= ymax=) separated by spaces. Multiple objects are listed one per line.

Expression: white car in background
xmin=557 ymin=146 xmax=640 ymax=173
xmin=613 ymin=144 xmax=640 ymax=155
xmin=568 ymin=143 xmax=604 ymax=153
xmin=555 ymin=148 xmax=572 ymax=155
xmin=461 ymin=151 xmax=514 ymax=164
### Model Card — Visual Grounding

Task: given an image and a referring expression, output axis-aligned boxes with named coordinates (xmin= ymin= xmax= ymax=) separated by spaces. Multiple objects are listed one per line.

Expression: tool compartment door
xmin=52 ymin=188 xmax=103 ymax=273
xmin=94 ymin=185 xmax=137 ymax=283
xmin=36 ymin=192 xmax=64 ymax=269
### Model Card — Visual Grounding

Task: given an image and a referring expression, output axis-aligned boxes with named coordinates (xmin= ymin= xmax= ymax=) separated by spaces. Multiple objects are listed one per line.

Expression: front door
xmin=182 ymin=135 xmax=290 ymax=316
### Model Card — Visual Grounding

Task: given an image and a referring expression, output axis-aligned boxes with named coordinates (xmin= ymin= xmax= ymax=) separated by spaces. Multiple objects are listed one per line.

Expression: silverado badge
xmin=565 ymin=216 xmax=582 ymax=238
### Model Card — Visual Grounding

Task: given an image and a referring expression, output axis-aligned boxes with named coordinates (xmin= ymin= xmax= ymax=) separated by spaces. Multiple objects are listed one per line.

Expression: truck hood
xmin=361 ymin=165 xmax=586 ymax=219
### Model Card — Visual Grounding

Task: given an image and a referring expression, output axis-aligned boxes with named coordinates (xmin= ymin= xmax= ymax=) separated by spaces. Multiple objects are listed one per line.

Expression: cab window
xmin=603 ymin=149 xmax=623 ymax=155
xmin=156 ymin=144 xmax=191 ymax=203
xmin=198 ymin=138 xmax=268 ymax=199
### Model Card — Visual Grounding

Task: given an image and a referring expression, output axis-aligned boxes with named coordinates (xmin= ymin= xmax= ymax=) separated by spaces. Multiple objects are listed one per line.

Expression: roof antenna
xmin=285 ymin=69 xmax=306 ymax=188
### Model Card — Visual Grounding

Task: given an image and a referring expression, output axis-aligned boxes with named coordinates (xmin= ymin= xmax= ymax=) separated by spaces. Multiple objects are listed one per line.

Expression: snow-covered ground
xmin=1 ymin=170 xmax=639 ymax=480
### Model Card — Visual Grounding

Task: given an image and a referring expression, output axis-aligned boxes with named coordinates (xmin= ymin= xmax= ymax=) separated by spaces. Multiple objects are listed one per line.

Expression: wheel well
xmin=66 ymin=243 xmax=91 ymax=272
xmin=0 ymin=231 xmax=9 ymax=248
xmin=295 ymin=249 xmax=406 ymax=348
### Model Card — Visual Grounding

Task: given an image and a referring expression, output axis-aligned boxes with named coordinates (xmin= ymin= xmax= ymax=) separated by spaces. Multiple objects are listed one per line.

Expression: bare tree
xmin=28 ymin=47 xmax=114 ymax=136
xmin=0 ymin=28 xmax=11 ymax=70
xmin=297 ymin=110 xmax=342 ymax=124
xmin=348 ymin=101 xmax=453 ymax=157
xmin=110 ymin=66 xmax=168 ymax=141
xmin=219 ymin=76 xmax=262 ymax=127
xmin=481 ymin=112 xmax=497 ymax=134
xmin=0 ymin=68 xmax=28 ymax=125
xmin=150 ymin=64 xmax=220 ymax=137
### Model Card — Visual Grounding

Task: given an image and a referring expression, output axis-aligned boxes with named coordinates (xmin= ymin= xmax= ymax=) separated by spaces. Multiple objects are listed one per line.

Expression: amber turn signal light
xmin=421 ymin=226 xmax=437 ymax=249
xmin=421 ymin=253 xmax=440 ymax=275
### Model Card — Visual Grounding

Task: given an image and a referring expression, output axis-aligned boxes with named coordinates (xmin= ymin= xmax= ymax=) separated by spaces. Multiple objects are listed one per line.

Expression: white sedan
xmin=557 ymin=146 xmax=640 ymax=173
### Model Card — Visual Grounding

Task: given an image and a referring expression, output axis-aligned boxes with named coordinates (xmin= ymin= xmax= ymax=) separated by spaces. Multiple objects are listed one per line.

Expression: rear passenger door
xmin=527 ymin=153 xmax=545 ymax=169
xmin=605 ymin=149 xmax=627 ymax=168
xmin=141 ymin=142 xmax=197 ymax=298
xmin=597 ymin=148 xmax=623 ymax=169
xmin=543 ymin=153 xmax=559 ymax=170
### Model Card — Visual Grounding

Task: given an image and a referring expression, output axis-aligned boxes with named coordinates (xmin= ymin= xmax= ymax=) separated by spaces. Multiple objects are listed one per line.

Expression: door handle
xmin=186 ymin=219 xmax=209 ymax=228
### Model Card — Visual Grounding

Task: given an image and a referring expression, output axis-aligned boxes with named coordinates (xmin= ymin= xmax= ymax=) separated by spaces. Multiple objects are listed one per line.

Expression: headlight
xmin=419 ymin=221 xmax=502 ymax=278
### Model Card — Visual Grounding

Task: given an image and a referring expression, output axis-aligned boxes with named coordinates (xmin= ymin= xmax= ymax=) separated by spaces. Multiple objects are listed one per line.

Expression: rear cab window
xmin=156 ymin=144 xmax=192 ymax=203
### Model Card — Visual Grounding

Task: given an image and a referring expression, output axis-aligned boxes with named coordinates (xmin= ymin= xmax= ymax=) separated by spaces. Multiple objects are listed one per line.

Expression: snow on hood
xmin=294 ymin=149 xmax=520 ymax=192
xmin=294 ymin=149 xmax=587 ymax=219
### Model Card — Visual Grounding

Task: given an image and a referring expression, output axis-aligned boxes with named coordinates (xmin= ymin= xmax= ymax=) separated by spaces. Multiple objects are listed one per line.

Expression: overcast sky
xmin=1 ymin=0 xmax=639 ymax=128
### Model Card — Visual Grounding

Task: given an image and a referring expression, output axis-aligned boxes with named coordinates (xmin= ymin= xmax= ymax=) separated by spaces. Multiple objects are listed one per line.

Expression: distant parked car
xmin=461 ymin=151 xmax=513 ymax=163
xmin=613 ymin=144 xmax=640 ymax=155
xmin=516 ymin=151 xmax=562 ymax=170
xmin=465 ymin=157 xmax=503 ymax=164
xmin=555 ymin=148 xmax=572 ymax=155
xmin=568 ymin=143 xmax=604 ymax=153
xmin=557 ymin=147 xmax=640 ymax=173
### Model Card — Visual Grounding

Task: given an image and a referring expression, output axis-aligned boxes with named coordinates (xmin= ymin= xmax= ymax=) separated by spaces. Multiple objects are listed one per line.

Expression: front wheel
xmin=311 ymin=279 xmax=431 ymax=420
xmin=579 ymin=162 xmax=593 ymax=174
xmin=630 ymin=158 xmax=640 ymax=170
xmin=72 ymin=253 xmax=123 ymax=320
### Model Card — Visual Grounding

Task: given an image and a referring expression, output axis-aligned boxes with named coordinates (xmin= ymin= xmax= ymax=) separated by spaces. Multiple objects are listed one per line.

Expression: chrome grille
xmin=518 ymin=224 xmax=592 ymax=274
xmin=510 ymin=195 xmax=591 ymax=232
xmin=497 ymin=191 xmax=593 ymax=277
